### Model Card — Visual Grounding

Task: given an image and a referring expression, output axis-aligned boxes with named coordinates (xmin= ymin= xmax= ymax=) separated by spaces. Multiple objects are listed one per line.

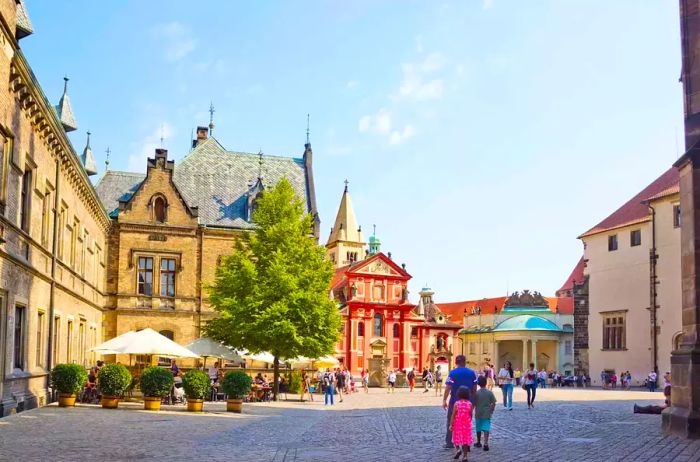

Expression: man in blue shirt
xmin=442 ymin=354 xmax=477 ymax=449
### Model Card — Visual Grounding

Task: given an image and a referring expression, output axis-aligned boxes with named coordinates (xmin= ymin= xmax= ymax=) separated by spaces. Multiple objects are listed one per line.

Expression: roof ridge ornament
xmin=209 ymin=101 xmax=215 ymax=136
xmin=80 ymin=130 xmax=98 ymax=176
xmin=55 ymin=75 xmax=78 ymax=132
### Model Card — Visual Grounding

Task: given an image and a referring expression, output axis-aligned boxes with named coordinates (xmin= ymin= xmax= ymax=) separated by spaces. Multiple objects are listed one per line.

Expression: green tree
xmin=205 ymin=178 xmax=341 ymax=400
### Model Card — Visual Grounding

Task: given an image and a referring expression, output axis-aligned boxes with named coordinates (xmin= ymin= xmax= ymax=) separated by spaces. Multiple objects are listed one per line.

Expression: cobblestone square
xmin=1 ymin=387 xmax=699 ymax=461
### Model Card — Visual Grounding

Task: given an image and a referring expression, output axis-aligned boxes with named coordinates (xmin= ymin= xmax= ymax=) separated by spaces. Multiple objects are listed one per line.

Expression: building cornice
xmin=9 ymin=51 xmax=111 ymax=231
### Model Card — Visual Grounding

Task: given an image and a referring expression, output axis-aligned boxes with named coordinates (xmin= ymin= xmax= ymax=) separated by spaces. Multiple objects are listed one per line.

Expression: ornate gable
xmin=349 ymin=253 xmax=409 ymax=279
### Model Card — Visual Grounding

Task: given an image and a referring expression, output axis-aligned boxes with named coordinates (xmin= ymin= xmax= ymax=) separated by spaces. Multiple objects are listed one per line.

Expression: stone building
xmin=0 ymin=0 xmax=110 ymax=416
xmin=95 ymin=127 xmax=317 ymax=366
xmin=579 ymin=167 xmax=681 ymax=386
xmin=327 ymin=185 xmax=461 ymax=383
xmin=449 ymin=291 xmax=575 ymax=373
xmin=556 ymin=257 xmax=589 ymax=375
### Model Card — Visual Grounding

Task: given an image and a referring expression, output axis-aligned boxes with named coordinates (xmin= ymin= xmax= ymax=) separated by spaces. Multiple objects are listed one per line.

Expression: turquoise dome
xmin=493 ymin=315 xmax=561 ymax=332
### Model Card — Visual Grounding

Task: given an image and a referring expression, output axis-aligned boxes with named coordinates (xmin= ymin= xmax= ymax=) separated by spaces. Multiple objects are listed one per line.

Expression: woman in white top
xmin=498 ymin=361 xmax=515 ymax=410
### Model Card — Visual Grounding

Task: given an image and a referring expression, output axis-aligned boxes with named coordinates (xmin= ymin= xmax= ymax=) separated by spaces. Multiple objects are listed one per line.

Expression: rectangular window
xmin=53 ymin=316 xmax=60 ymax=365
xmin=674 ymin=204 xmax=681 ymax=228
xmin=69 ymin=221 xmax=77 ymax=268
xmin=0 ymin=129 xmax=11 ymax=209
xmin=482 ymin=342 xmax=489 ymax=354
xmin=66 ymin=320 xmax=73 ymax=363
xmin=80 ymin=230 xmax=88 ymax=277
xmin=411 ymin=327 xmax=418 ymax=338
xmin=36 ymin=311 xmax=45 ymax=368
xmin=78 ymin=321 xmax=85 ymax=366
xmin=19 ymin=168 xmax=32 ymax=232
xmin=565 ymin=340 xmax=572 ymax=355
xmin=41 ymin=190 xmax=51 ymax=248
xmin=13 ymin=305 xmax=26 ymax=370
xmin=137 ymin=256 xmax=154 ymax=295
xmin=608 ymin=234 xmax=618 ymax=251
xmin=160 ymin=258 xmax=176 ymax=297
xmin=57 ymin=206 xmax=66 ymax=260
xmin=630 ymin=229 xmax=641 ymax=247
xmin=469 ymin=342 xmax=476 ymax=355
xmin=602 ymin=313 xmax=626 ymax=350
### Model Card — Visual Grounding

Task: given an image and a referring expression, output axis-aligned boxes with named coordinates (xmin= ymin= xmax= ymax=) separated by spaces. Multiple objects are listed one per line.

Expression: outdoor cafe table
xmin=251 ymin=384 xmax=272 ymax=401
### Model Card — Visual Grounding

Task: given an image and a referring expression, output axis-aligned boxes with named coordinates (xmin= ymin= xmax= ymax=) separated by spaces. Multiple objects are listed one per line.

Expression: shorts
xmin=388 ymin=381 xmax=395 ymax=387
xmin=475 ymin=418 xmax=491 ymax=433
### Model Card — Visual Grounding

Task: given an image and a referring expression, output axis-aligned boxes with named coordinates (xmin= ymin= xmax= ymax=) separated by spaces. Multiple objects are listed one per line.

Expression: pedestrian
xmin=323 ymin=368 xmax=336 ymax=406
xmin=301 ymin=371 xmax=314 ymax=402
xmin=336 ymin=368 xmax=345 ymax=402
xmin=601 ymin=370 xmax=607 ymax=389
xmin=474 ymin=375 xmax=496 ymax=452
xmin=442 ymin=355 xmax=477 ymax=450
xmin=514 ymin=368 xmax=521 ymax=386
xmin=388 ymin=369 xmax=396 ymax=393
xmin=497 ymin=360 xmax=514 ymax=410
xmin=408 ymin=368 xmax=416 ymax=392
xmin=448 ymin=385 xmax=473 ymax=461
xmin=648 ymin=371 xmax=658 ymax=392
xmin=362 ymin=369 xmax=369 ymax=393
xmin=524 ymin=363 xmax=538 ymax=409
xmin=581 ymin=372 xmax=587 ymax=388
xmin=435 ymin=364 xmax=444 ymax=397
xmin=422 ymin=367 xmax=430 ymax=393
xmin=538 ymin=369 xmax=547 ymax=389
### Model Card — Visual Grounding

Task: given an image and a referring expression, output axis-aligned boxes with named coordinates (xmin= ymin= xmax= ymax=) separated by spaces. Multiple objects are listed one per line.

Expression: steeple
xmin=80 ymin=131 xmax=98 ymax=176
xmin=326 ymin=181 xmax=366 ymax=267
xmin=54 ymin=76 xmax=78 ymax=132
xmin=368 ymin=224 xmax=381 ymax=255
xmin=208 ymin=101 xmax=215 ymax=136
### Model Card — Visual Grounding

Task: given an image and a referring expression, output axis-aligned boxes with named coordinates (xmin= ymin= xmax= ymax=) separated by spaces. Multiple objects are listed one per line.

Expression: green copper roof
xmin=493 ymin=315 xmax=562 ymax=332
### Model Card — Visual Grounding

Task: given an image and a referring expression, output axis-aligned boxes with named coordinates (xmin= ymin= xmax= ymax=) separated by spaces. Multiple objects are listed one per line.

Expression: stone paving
xmin=1 ymin=386 xmax=699 ymax=461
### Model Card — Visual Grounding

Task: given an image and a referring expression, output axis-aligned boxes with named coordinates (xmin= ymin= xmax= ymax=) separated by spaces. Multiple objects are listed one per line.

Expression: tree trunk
xmin=273 ymin=356 xmax=280 ymax=401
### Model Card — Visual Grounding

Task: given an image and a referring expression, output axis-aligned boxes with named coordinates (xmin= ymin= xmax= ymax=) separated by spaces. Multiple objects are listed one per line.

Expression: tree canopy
xmin=205 ymin=178 xmax=341 ymax=397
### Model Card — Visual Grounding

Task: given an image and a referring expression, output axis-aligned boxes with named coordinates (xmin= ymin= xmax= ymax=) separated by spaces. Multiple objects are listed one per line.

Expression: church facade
xmin=327 ymin=186 xmax=461 ymax=383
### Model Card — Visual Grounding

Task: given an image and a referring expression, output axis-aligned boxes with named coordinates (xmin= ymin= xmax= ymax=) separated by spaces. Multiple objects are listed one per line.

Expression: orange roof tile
xmin=579 ymin=167 xmax=679 ymax=238
xmin=438 ymin=296 xmax=562 ymax=320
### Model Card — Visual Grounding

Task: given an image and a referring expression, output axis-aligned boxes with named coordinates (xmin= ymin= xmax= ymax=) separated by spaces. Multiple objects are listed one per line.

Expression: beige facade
xmin=582 ymin=178 xmax=682 ymax=386
xmin=0 ymin=0 xmax=110 ymax=416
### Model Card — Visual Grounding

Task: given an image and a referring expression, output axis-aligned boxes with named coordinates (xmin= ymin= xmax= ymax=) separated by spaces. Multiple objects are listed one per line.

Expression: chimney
xmin=155 ymin=148 xmax=168 ymax=160
xmin=194 ymin=126 xmax=209 ymax=147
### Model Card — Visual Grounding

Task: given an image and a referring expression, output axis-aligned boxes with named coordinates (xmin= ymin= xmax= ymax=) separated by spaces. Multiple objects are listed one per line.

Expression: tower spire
xmin=306 ymin=113 xmax=310 ymax=145
xmin=258 ymin=149 xmax=264 ymax=181
xmin=80 ymin=130 xmax=97 ymax=176
xmin=55 ymin=75 xmax=78 ymax=132
xmin=209 ymin=101 xmax=215 ymax=136
xmin=105 ymin=147 xmax=111 ymax=171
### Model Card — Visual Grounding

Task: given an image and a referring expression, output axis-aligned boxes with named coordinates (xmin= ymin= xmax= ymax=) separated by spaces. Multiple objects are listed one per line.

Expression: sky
xmin=21 ymin=0 xmax=683 ymax=303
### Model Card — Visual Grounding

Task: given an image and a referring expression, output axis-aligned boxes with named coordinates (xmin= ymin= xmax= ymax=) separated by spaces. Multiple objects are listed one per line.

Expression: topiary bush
xmin=288 ymin=370 xmax=303 ymax=394
xmin=51 ymin=363 xmax=87 ymax=395
xmin=98 ymin=363 xmax=132 ymax=397
xmin=182 ymin=369 xmax=211 ymax=400
xmin=140 ymin=366 xmax=173 ymax=398
xmin=221 ymin=371 xmax=252 ymax=399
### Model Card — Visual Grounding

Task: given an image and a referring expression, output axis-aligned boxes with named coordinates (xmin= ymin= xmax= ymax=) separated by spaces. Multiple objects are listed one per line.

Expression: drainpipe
xmin=647 ymin=203 xmax=659 ymax=380
xmin=46 ymin=159 xmax=61 ymax=400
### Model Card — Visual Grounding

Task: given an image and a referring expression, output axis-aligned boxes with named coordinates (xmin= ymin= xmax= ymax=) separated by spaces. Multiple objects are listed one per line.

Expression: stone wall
xmin=573 ymin=276 xmax=589 ymax=375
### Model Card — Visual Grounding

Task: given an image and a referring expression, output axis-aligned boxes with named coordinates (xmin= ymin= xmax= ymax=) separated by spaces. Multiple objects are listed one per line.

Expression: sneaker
xmin=484 ymin=445 xmax=490 ymax=451
xmin=474 ymin=442 xmax=482 ymax=448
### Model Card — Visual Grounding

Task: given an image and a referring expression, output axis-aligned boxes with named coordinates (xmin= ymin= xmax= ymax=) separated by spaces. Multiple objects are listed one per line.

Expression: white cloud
xmin=393 ymin=53 xmax=446 ymax=101
xmin=128 ymin=122 xmax=174 ymax=171
xmin=151 ymin=22 xmax=196 ymax=62
xmin=346 ymin=80 xmax=359 ymax=89
xmin=358 ymin=108 xmax=392 ymax=135
xmin=389 ymin=125 xmax=415 ymax=145
xmin=483 ymin=0 xmax=494 ymax=9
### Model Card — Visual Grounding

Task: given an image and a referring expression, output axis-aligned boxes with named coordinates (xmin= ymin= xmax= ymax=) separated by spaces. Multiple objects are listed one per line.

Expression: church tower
xmin=326 ymin=181 xmax=366 ymax=268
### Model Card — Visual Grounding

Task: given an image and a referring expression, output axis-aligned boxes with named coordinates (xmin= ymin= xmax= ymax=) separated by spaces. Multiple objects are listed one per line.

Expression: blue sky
xmin=22 ymin=1 xmax=682 ymax=302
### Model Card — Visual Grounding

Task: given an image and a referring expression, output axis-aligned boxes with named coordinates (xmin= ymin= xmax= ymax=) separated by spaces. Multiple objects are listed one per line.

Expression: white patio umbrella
xmin=110 ymin=328 xmax=200 ymax=358
xmin=184 ymin=337 xmax=243 ymax=367
xmin=241 ymin=351 xmax=276 ymax=364
xmin=90 ymin=330 xmax=139 ymax=355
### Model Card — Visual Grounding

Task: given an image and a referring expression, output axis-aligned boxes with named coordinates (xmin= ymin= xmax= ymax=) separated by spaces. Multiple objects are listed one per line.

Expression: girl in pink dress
xmin=449 ymin=386 xmax=473 ymax=461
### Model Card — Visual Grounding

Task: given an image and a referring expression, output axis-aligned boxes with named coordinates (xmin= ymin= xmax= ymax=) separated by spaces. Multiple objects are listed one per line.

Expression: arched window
xmin=392 ymin=323 xmax=399 ymax=338
xmin=358 ymin=322 xmax=364 ymax=337
xmin=153 ymin=196 xmax=167 ymax=223
xmin=374 ymin=313 xmax=383 ymax=337
xmin=673 ymin=332 xmax=683 ymax=351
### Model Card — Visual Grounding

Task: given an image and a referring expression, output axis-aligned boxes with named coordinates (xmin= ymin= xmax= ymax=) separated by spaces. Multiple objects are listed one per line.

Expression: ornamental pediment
xmin=354 ymin=259 xmax=400 ymax=276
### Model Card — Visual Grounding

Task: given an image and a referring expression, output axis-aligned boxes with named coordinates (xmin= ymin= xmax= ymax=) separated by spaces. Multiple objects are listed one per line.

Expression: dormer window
xmin=154 ymin=197 xmax=166 ymax=222
xmin=246 ymin=179 xmax=265 ymax=222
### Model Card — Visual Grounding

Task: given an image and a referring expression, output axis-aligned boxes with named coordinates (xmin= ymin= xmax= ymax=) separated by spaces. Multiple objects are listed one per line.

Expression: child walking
xmin=474 ymin=375 xmax=497 ymax=451
xmin=449 ymin=386 xmax=473 ymax=461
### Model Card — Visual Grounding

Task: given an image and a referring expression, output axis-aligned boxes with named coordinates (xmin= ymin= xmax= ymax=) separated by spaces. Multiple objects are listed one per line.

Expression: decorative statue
xmin=430 ymin=344 xmax=435 ymax=353
xmin=437 ymin=336 xmax=445 ymax=351
xmin=402 ymin=287 xmax=409 ymax=302
xmin=351 ymin=283 xmax=357 ymax=299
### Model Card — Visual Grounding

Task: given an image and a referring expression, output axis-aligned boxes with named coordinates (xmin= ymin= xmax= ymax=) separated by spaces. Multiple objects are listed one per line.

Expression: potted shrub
xmin=182 ymin=369 xmax=211 ymax=412
xmin=98 ymin=363 xmax=132 ymax=409
xmin=51 ymin=364 xmax=87 ymax=407
xmin=221 ymin=371 xmax=252 ymax=413
xmin=140 ymin=366 xmax=173 ymax=411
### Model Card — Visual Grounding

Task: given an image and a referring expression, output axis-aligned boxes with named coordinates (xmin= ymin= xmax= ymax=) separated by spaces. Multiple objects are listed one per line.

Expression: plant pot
xmin=58 ymin=393 xmax=76 ymax=407
xmin=143 ymin=396 xmax=162 ymax=411
xmin=101 ymin=396 xmax=120 ymax=409
xmin=187 ymin=398 xmax=204 ymax=412
xmin=226 ymin=398 xmax=243 ymax=413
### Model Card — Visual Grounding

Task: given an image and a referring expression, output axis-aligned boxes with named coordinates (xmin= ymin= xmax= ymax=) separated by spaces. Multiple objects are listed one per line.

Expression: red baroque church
xmin=326 ymin=185 xmax=461 ymax=383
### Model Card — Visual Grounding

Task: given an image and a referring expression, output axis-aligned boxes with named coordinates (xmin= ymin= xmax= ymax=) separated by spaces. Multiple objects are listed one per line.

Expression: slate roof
xmin=95 ymin=171 xmax=146 ymax=219
xmin=15 ymin=0 xmax=33 ymax=39
xmin=579 ymin=167 xmax=679 ymax=238
xmin=95 ymin=137 xmax=310 ymax=228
